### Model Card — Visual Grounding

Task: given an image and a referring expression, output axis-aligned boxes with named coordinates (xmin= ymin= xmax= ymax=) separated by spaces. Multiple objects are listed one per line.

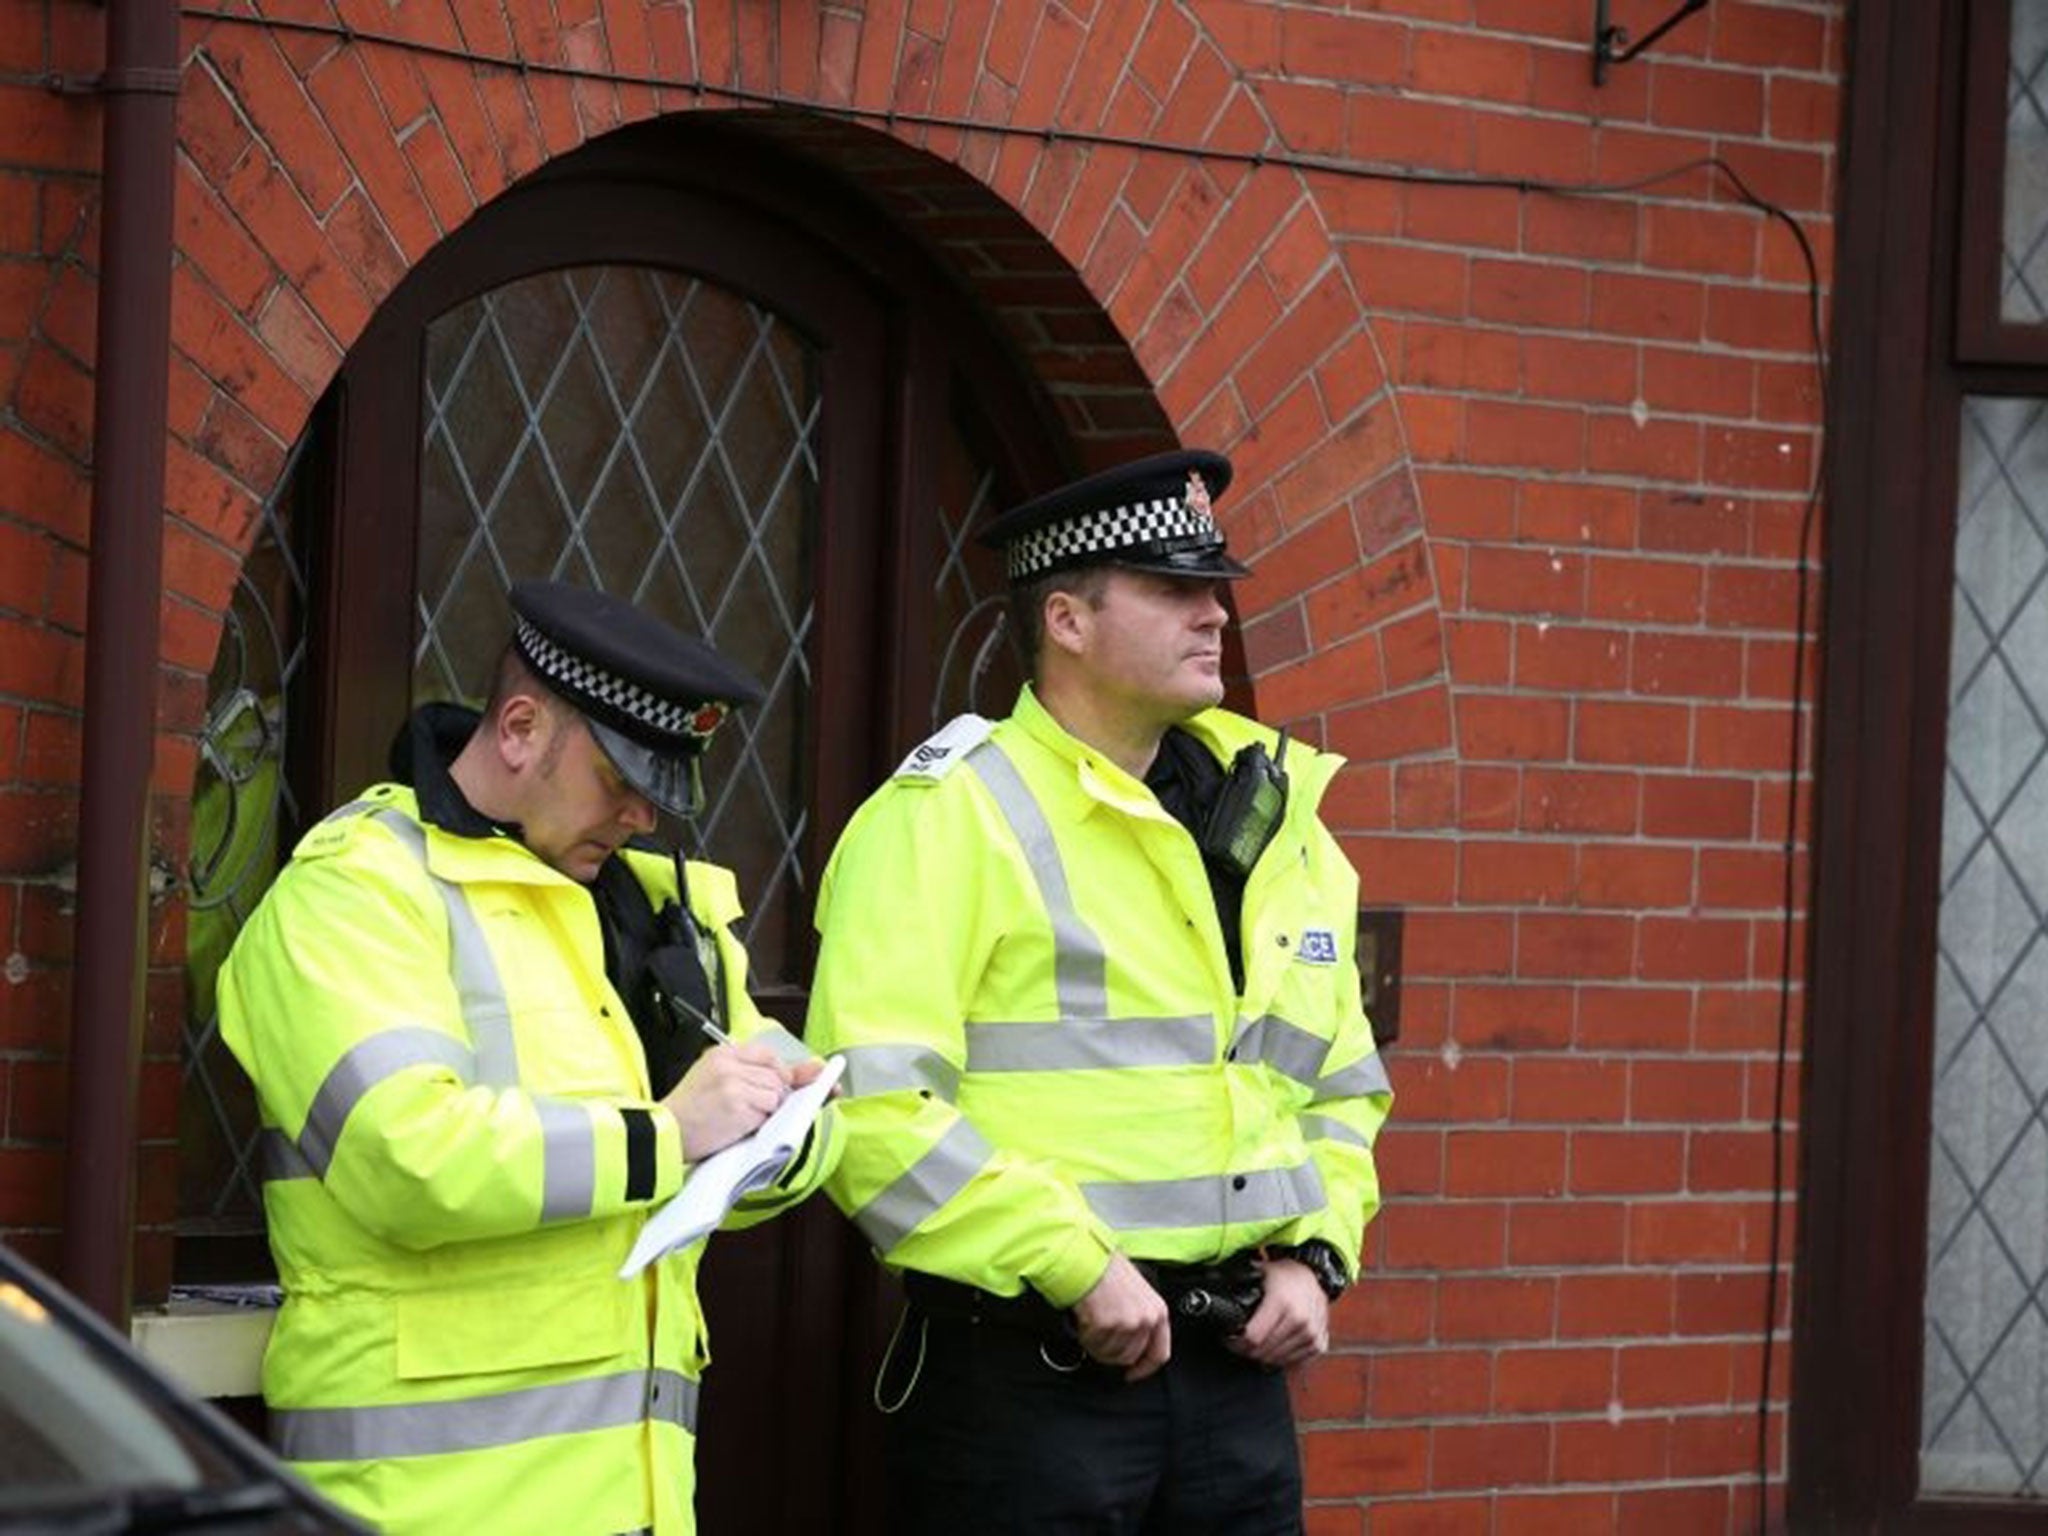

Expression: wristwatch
xmin=1269 ymin=1239 xmax=1350 ymax=1301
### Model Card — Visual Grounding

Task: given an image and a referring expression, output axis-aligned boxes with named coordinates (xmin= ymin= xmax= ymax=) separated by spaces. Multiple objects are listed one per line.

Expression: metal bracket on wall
xmin=1593 ymin=0 xmax=1711 ymax=86
xmin=1358 ymin=908 xmax=1403 ymax=1049
xmin=43 ymin=66 xmax=182 ymax=96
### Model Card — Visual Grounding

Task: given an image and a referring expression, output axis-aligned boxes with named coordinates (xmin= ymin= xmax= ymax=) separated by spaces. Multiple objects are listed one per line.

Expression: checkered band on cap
xmin=515 ymin=617 xmax=726 ymax=745
xmin=1003 ymin=493 xmax=1222 ymax=581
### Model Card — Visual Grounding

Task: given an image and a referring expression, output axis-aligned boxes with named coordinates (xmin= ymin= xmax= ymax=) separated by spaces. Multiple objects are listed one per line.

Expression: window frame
xmin=1796 ymin=1 xmax=2048 ymax=1528
xmin=1957 ymin=0 xmax=2048 ymax=364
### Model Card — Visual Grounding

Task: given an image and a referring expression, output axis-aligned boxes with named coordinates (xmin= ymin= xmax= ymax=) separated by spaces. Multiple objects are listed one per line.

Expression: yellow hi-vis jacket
xmin=807 ymin=688 xmax=1391 ymax=1309
xmin=219 ymin=783 xmax=838 ymax=1536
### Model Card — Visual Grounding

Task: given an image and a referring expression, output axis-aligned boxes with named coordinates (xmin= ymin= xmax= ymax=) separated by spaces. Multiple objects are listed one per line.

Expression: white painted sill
xmin=130 ymin=1296 xmax=276 ymax=1399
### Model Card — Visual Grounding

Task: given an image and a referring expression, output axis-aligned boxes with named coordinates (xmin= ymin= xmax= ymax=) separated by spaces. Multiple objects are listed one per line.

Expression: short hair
xmin=482 ymin=644 xmax=553 ymax=721
xmin=1008 ymin=564 xmax=1115 ymax=669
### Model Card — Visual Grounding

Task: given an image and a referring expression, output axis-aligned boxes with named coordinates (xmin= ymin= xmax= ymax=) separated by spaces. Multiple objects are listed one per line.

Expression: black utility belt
xmin=905 ymin=1253 xmax=1266 ymax=1343
xmin=903 ymin=1272 xmax=1070 ymax=1342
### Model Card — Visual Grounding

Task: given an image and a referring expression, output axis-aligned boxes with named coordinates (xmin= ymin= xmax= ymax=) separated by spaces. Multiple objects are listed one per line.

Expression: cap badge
xmin=1185 ymin=471 xmax=1212 ymax=521
xmin=684 ymin=702 xmax=730 ymax=743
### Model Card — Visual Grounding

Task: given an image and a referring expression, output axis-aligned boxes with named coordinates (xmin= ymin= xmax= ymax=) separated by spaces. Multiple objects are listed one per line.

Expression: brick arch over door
xmin=163 ymin=0 xmax=1456 ymax=838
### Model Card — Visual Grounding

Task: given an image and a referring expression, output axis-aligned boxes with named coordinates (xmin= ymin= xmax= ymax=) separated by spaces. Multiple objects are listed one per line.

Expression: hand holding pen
xmin=674 ymin=992 xmax=833 ymax=1095
xmin=656 ymin=1002 xmax=792 ymax=1161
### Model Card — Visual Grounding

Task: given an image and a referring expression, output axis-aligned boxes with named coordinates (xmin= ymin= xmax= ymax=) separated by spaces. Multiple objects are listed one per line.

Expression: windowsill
xmin=130 ymin=1297 xmax=276 ymax=1399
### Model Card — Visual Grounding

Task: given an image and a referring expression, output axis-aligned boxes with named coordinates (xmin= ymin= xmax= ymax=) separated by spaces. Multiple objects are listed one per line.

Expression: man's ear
xmin=1041 ymin=588 xmax=1091 ymax=658
xmin=494 ymin=692 xmax=549 ymax=771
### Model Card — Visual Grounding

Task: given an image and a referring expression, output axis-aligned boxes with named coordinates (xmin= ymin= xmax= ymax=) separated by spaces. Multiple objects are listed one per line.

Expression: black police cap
xmin=979 ymin=449 xmax=1248 ymax=585
xmin=508 ymin=580 xmax=764 ymax=817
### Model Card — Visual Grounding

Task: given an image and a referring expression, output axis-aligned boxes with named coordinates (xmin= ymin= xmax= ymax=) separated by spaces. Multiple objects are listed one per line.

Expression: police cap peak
xmin=979 ymin=449 xmax=1247 ymax=585
xmin=508 ymin=580 xmax=763 ymax=816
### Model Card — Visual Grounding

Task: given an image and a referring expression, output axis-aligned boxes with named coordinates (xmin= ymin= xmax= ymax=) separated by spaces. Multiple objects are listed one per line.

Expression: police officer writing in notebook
xmin=221 ymin=581 xmax=838 ymax=1536
xmin=807 ymin=451 xmax=1393 ymax=1533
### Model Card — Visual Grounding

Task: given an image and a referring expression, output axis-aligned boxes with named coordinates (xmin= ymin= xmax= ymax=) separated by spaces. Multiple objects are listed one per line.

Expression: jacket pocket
xmin=395 ymin=1275 xmax=629 ymax=1381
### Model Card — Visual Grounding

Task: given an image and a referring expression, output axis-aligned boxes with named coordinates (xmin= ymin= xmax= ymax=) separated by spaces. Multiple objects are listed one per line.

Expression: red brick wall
xmin=0 ymin=0 xmax=1840 ymax=1527
xmin=1 ymin=0 xmax=107 ymax=1266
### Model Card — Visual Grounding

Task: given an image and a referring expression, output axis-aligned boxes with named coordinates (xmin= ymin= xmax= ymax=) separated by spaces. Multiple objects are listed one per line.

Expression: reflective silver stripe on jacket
xmin=1229 ymin=1014 xmax=1330 ymax=1089
xmin=1316 ymin=1051 xmax=1392 ymax=1101
xmin=840 ymin=1042 xmax=961 ymax=1101
xmin=298 ymin=1028 xmax=476 ymax=1177
xmin=534 ymin=1098 xmax=597 ymax=1222
xmin=1080 ymin=1161 xmax=1327 ymax=1232
xmin=851 ymin=1118 xmax=995 ymax=1252
xmin=272 ymin=1367 xmax=699 ymax=1462
xmin=259 ymin=1128 xmax=316 ymax=1182
xmin=369 ymin=809 xmax=519 ymax=1086
xmin=963 ymin=1014 xmax=1214 ymax=1072
xmin=967 ymin=744 xmax=1108 ymax=1019
xmin=1302 ymin=1112 xmax=1371 ymax=1149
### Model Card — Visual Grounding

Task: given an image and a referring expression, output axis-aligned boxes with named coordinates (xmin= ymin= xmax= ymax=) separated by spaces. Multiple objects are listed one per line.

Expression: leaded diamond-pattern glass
xmin=180 ymin=432 xmax=314 ymax=1241
xmin=415 ymin=267 xmax=819 ymax=986
xmin=1923 ymin=396 xmax=2048 ymax=1496
xmin=929 ymin=417 xmax=1024 ymax=726
xmin=2003 ymin=0 xmax=2048 ymax=323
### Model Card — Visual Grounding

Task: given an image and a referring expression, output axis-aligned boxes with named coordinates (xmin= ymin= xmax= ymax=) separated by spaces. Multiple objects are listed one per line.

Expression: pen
xmin=667 ymin=989 xmax=731 ymax=1048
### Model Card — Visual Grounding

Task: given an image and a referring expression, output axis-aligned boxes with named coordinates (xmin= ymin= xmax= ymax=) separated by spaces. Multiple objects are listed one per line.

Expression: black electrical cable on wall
xmin=170 ymin=8 xmax=1830 ymax=1525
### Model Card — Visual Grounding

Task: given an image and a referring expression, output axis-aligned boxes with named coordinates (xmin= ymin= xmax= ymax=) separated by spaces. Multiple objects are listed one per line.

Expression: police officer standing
xmin=807 ymin=450 xmax=1392 ymax=1532
xmin=221 ymin=581 xmax=838 ymax=1536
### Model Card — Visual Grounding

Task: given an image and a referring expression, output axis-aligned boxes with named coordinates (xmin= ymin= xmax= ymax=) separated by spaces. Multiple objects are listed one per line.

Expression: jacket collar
xmin=1009 ymin=684 xmax=1344 ymax=813
xmin=392 ymin=703 xmax=520 ymax=841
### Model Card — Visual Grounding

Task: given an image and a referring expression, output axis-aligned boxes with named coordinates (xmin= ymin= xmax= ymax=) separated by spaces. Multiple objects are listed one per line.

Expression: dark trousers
xmin=881 ymin=1308 xmax=1305 ymax=1536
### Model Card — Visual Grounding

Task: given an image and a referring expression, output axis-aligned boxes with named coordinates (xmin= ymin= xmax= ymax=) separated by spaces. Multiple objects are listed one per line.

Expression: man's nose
xmin=621 ymin=791 xmax=658 ymax=834
xmin=1196 ymin=583 xmax=1228 ymax=626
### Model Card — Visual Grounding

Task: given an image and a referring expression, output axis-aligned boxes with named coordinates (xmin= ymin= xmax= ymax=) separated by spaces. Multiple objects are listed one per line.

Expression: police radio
xmin=1198 ymin=729 xmax=1290 ymax=879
